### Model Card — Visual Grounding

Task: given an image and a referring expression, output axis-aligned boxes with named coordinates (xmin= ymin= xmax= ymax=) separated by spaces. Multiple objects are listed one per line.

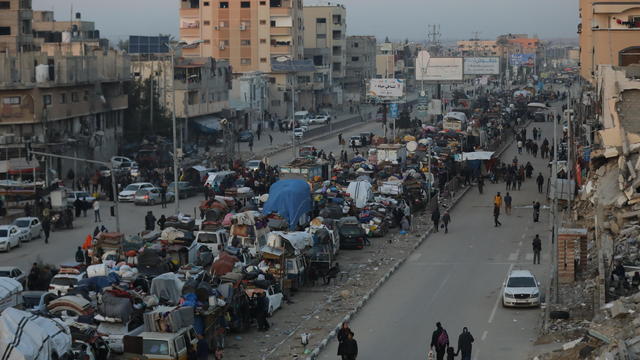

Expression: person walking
xmin=431 ymin=207 xmax=441 ymax=233
xmin=457 ymin=327 xmax=474 ymax=360
xmin=536 ymin=172 xmax=545 ymax=193
xmin=505 ymin=174 xmax=512 ymax=191
xmin=517 ymin=139 xmax=523 ymax=154
xmin=160 ymin=185 xmax=167 ymax=208
xmin=533 ymin=201 xmax=541 ymax=222
xmin=477 ymin=176 xmax=484 ymax=194
xmin=493 ymin=204 xmax=502 ymax=227
xmin=442 ymin=210 xmax=451 ymax=234
xmin=430 ymin=322 xmax=449 ymax=360
xmin=42 ymin=216 xmax=50 ymax=244
xmin=269 ymin=134 xmax=273 ymax=145
xmin=494 ymin=192 xmax=502 ymax=208
xmin=337 ymin=331 xmax=358 ymax=360
xmin=533 ymin=234 xmax=542 ymax=264
xmin=93 ymin=200 xmax=101 ymax=223
xmin=145 ymin=211 xmax=157 ymax=231
xmin=256 ymin=291 xmax=270 ymax=331
xmin=75 ymin=246 xmax=85 ymax=264
xmin=504 ymin=192 xmax=512 ymax=215
xmin=249 ymin=139 xmax=254 ymax=152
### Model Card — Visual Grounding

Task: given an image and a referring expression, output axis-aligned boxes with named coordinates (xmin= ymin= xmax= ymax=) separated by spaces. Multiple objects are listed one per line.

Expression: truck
xmin=279 ymin=159 xmax=332 ymax=183
xmin=123 ymin=327 xmax=198 ymax=360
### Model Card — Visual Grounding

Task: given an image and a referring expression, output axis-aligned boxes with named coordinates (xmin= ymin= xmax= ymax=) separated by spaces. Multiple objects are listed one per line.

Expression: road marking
xmin=489 ymin=263 xmax=514 ymax=324
xmin=481 ymin=330 xmax=488 ymax=341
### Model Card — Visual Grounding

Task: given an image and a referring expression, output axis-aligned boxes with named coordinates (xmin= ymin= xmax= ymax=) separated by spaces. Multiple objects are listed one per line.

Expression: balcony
xmin=270 ymin=44 xmax=291 ymax=55
xmin=270 ymin=27 xmax=291 ymax=36
xmin=270 ymin=7 xmax=291 ymax=16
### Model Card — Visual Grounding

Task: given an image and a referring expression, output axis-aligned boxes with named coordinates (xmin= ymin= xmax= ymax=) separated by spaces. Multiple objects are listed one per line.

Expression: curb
xmin=303 ymin=124 xmax=522 ymax=360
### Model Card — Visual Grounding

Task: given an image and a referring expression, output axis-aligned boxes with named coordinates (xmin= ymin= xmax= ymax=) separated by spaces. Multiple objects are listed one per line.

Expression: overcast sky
xmin=33 ymin=0 xmax=578 ymax=43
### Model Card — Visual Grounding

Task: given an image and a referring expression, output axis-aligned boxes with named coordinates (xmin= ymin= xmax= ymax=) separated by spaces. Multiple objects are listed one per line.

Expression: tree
xmin=117 ymin=39 xmax=129 ymax=51
xmin=123 ymin=79 xmax=173 ymax=141
xmin=396 ymin=109 xmax=412 ymax=129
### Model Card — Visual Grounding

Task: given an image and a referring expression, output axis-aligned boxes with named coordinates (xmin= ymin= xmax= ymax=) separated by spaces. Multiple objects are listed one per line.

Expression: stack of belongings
xmin=150 ymin=272 xmax=184 ymax=305
xmin=143 ymin=305 xmax=194 ymax=333
xmin=97 ymin=288 xmax=135 ymax=324
xmin=210 ymin=252 xmax=240 ymax=276
xmin=137 ymin=249 xmax=172 ymax=278
xmin=95 ymin=232 xmax=124 ymax=252
xmin=164 ymin=214 xmax=196 ymax=232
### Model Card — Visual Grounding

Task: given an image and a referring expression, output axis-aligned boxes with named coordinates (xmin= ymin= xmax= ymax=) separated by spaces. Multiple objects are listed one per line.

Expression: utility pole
xmin=150 ymin=60 xmax=154 ymax=133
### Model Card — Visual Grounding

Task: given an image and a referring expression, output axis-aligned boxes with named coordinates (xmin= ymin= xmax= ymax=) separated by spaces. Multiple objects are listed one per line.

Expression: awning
xmin=0 ymin=158 xmax=39 ymax=174
xmin=527 ymin=102 xmax=547 ymax=109
xmin=193 ymin=117 xmax=222 ymax=134
xmin=461 ymin=151 xmax=494 ymax=161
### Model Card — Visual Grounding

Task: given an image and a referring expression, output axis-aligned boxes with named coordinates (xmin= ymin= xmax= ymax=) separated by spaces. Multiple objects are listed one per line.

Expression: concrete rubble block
xmin=605 ymin=147 xmax=620 ymax=159
xmin=617 ymin=194 xmax=629 ymax=208
xmin=597 ymin=166 xmax=607 ymax=177
xmin=562 ymin=337 xmax=584 ymax=350
xmin=610 ymin=300 xmax=629 ymax=318
xmin=626 ymin=186 xmax=637 ymax=200
xmin=620 ymin=156 xmax=628 ymax=171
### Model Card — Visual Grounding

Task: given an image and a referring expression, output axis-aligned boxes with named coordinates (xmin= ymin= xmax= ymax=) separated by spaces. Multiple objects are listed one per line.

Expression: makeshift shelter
xmin=150 ymin=273 xmax=184 ymax=305
xmin=0 ymin=308 xmax=72 ymax=360
xmin=262 ymin=179 xmax=312 ymax=230
xmin=346 ymin=181 xmax=373 ymax=208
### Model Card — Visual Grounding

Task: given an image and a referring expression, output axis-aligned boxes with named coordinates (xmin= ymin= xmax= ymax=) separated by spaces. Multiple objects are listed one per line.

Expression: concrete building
xmin=0 ymin=3 xmax=130 ymax=179
xmin=345 ymin=35 xmax=376 ymax=102
xmin=456 ymin=39 xmax=500 ymax=57
xmin=0 ymin=0 xmax=35 ymax=54
xmin=579 ymin=0 xmax=640 ymax=83
xmin=376 ymin=42 xmax=396 ymax=78
xmin=229 ymin=71 xmax=269 ymax=129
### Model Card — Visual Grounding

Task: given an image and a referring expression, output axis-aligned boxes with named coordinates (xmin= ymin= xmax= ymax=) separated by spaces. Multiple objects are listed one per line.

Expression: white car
xmin=349 ymin=136 xmax=363 ymax=147
xmin=0 ymin=266 xmax=26 ymax=286
xmin=0 ymin=225 xmax=24 ymax=251
xmin=118 ymin=182 xmax=154 ymax=202
xmin=309 ymin=114 xmax=330 ymax=125
xmin=245 ymin=160 xmax=262 ymax=171
xmin=111 ymin=156 xmax=134 ymax=169
xmin=502 ymin=269 xmax=541 ymax=307
xmin=266 ymin=285 xmax=284 ymax=316
xmin=13 ymin=217 xmax=42 ymax=241
xmin=48 ymin=270 xmax=86 ymax=296
xmin=293 ymin=128 xmax=304 ymax=139
xmin=66 ymin=191 xmax=96 ymax=205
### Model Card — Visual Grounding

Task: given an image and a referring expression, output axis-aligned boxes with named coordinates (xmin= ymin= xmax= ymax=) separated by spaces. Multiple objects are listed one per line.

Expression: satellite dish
xmin=406 ymin=141 xmax=418 ymax=152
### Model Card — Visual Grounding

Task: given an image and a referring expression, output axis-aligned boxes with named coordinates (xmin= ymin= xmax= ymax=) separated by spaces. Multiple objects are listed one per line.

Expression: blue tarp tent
xmin=262 ymin=179 xmax=311 ymax=230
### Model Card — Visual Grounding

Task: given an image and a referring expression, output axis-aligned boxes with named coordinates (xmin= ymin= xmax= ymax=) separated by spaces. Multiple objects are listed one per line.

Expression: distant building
xmin=456 ymin=40 xmax=500 ymax=57
xmin=345 ymin=35 xmax=376 ymax=102
xmin=579 ymin=0 xmax=640 ymax=83
xmin=0 ymin=0 xmax=35 ymax=54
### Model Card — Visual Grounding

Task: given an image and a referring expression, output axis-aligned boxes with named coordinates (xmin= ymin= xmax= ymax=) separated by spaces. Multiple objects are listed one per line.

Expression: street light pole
xmin=170 ymin=47 xmax=181 ymax=213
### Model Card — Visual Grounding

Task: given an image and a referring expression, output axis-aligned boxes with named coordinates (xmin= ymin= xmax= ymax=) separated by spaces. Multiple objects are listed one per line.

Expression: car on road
xmin=238 ymin=130 xmax=254 ymax=142
xmin=294 ymin=111 xmax=312 ymax=126
xmin=337 ymin=217 xmax=367 ymax=250
xmin=349 ymin=135 xmax=363 ymax=147
xmin=309 ymin=114 xmax=330 ymax=125
xmin=98 ymin=166 xmax=111 ymax=178
xmin=48 ymin=268 xmax=86 ymax=296
xmin=293 ymin=128 xmax=304 ymax=139
xmin=110 ymin=156 xmax=134 ymax=169
xmin=13 ymin=217 xmax=42 ymax=241
xmin=118 ymin=182 xmax=155 ymax=202
xmin=0 ymin=266 xmax=26 ymax=286
xmin=0 ymin=225 xmax=25 ymax=251
xmin=134 ymin=187 xmax=175 ymax=206
xmin=245 ymin=160 xmax=262 ymax=171
xmin=66 ymin=191 xmax=96 ymax=205
xmin=502 ymin=269 xmax=541 ymax=307
xmin=168 ymin=181 xmax=198 ymax=199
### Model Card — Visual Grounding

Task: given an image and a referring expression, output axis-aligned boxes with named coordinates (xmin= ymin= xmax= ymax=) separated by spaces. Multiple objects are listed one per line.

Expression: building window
xmin=43 ymin=95 xmax=51 ymax=106
xmin=0 ymin=2 xmax=9 ymax=9
xmin=204 ymin=20 xmax=210 ymax=25
xmin=204 ymin=1 xmax=209 ymax=5
xmin=2 ymin=96 xmax=20 ymax=105
xmin=271 ymin=100 xmax=281 ymax=106
xmin=83 ymin=90 xmax=89 ymax=101
xmin=316 ymin=18 xmax=326 ymax=23
xmin=219 ymin=1 xmax=228 ymax=8
xmin=241 ymin=39 xmax=251 ymax=46
xmin=210 ymin=92 xmax=215 ymax=102
xmin=316 ymin=34 xmax=326 ymax=39
xmin=219 ymin=21 xmax=228 ymax=28
xmin=0 ymin=27 xmax=10 ymax=35
xmin=351 ymin=56 xmax=359 ymax=62
xmin=60 ymin=93 xmax=66 ymax=104
xmin=260 ymin=57 xmax=267 ymax=63
xmin=353 ymin=42 xmax=359 ymax=48
xmin=241 ymin=1 xmax=250 ymax=8
xmin=260 ymin=1 xmax=266 ymax=4
xmin=260 ymin=20 xmax=266 ymax=25
xmin=71 ymin=92 xmax=79 ymax=102
xmin=270 ymin=20 xmax=276 ymax=27
xmin=260 ymin=38 xmax=266 ymax=44
xmin=241 ymin=58 xmax=251 ymax=65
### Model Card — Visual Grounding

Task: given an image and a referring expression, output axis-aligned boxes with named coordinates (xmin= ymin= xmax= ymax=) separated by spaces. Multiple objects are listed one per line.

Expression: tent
xmin=262 ymin=180 xmax=312 ymax=230
xmin=150 ymin=273 xmax=184 ymax=305
xmin=461 ymin=151 xmax=495 ymax=161
xmin=347 ymin=181 xmax=373 ymax=208
xmin=0 ymin=308 xmax=71 ymax=360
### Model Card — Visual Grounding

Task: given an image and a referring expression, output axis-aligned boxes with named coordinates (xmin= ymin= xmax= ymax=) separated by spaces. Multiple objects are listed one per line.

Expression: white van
xmin=294 ymin=111 xmax=311 ymax=126
xmin=204 ymin=171 xmax=236 ymax=188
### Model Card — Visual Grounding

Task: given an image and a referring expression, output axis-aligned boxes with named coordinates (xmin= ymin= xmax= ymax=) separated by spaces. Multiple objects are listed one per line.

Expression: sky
xmin=33 ymin=0 xmax=578 ymax=43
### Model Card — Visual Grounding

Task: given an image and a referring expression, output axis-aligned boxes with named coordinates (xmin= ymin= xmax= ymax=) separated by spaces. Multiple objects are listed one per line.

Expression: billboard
xmin=368 ymin=79 xmax=404 ymax=98
xmin=464 ymin=57 xmax=500 ymax=75
xmin=416 ymin=57 xmax=464 ymax=81
xmin=510 ymin=53 xmax=536 ymax=67
xmin=129 ymin=36 xmax=170 ymax=54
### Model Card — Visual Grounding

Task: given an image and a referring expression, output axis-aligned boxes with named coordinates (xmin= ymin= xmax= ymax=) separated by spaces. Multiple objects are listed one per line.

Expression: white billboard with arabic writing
xmin=415 ymin=57 xmax=464 ymax=81
xmin=368 ymin=79 xmax=404 ymax=98
xmin=464 ymin=57 xmax=500 ymax=75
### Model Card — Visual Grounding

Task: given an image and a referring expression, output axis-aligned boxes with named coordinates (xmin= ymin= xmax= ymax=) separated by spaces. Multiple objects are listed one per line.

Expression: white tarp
xmin=0 ymin=308 xmax=72 ymax=360
xmin=347 ymin=181 xmax=373 ymax=208
xmin=267 ymin=232 xmax=313 ymax=252
xmin=150 ymin=273 xmax=184 ymax=305
xmin=0 ymin=277 xmax=22 ymax=312
xmin=462 ymin=151 xmax=495 ymax=161
xmin=527 ymin=102 xmax=548 ymax=109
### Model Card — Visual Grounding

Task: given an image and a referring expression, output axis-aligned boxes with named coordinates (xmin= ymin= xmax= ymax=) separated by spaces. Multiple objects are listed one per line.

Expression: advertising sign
xmin=464 ymin=57 xmax=500 ymax=75
xmin=416 ymin=57 xmax=464 ymax=81
xmin=510 ymin=54 xmax=536 ymax=67
xmin=369 ymin=79 xmax=404 ymax=98
xmin=389 ymin=103 xmax=399 ymax=118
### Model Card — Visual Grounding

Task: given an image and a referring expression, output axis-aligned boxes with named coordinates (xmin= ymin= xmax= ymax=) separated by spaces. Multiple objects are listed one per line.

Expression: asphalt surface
xmin=319 ymin=119 xmax=556 ymax=360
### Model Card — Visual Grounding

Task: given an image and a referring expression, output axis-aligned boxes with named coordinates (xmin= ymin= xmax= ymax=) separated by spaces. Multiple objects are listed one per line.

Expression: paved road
xmin=319 ymin=119 xmax=556 ymax=360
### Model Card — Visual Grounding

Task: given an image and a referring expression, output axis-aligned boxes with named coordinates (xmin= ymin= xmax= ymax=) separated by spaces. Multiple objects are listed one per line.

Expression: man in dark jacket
xmin=533 ymin=201 xmax=541 ymax=222
xmin=533 ymin=234 xmax=542 ymax=264
xmin=145 ymin=211 xmax=157 ymax=231
xmin=256 ymin=292 xmax=270 ymax=331
xmin=337 ymin=330 xmax=358 ymax=360
xmin=457 ymin=327 xmax=474 ymax=360
xmin=430 ymin=322 xmax=449 ymax=360
xmin=431 ymin=207 xmax=441 ymax=233
xmin=75 ymin=246 xmax=85 ymax=264
xmin=536 ymin=172 xmax=545 ymax=193
xmin=442 ymin=210 xmax=451 ymax=234
xmin=493 ymin=204 xmax=502 ymax=227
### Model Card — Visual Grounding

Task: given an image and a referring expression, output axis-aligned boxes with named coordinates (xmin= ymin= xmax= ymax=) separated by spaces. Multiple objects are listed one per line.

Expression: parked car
xmin=294 ymin=111 xmax=312 ymax=126
xmin=110 ymin=156 xmax=134 ymax=169
xmin=118 ymin=182 xmax=154 ymax=202
xmin=48 ymin=269 xmax=86 ymax=296
xmin=97 ymin=321 xmax=144 ymax=353
xmin=293 ymin=128 xmax=304 ymax=139
xmin=0 ymin=225 xmax=25 ymax=251
xmin=238 ymin=130 xmax=254 ymax=142
xmin=245 ymin=160 xmax=262 ymax=171
xmin=266 ymin=286 xmax=284 ymax=316
xmin=337 ymin=217 xmax=367 ymax=250
xmin=349 ymin=136 xmax=363 ymax=147
xmin=0 ymin=266 xmax=26 ymax=286
xmin=13 ymin=217 xmax=42 ymax=241
xmin=502 ymin=269 xmax=541 ymax=308
xmin=133 ymin=187 xmax=175 ymax=206
xmin=309 ymin=114 xmax=330 ymax=125
xmin=66 ymin=191 xmax=96 ymax=205
xmin=168 ymin=181 xmax=198 ymax=199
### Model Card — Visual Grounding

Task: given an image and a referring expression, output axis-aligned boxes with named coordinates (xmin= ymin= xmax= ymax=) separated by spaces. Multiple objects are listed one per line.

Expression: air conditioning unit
xmin=240 ymin=22 xmax=246 ymax=31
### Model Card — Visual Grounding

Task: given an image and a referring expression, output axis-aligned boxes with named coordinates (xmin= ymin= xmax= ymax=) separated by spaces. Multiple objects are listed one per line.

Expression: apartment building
xmin=345 ymin=35 xmax=376 ymax=102
xmin=0 ymin=0 xmax=34 ymax=54
xmin=579 ymin=0 xmax=640 ymax=82
xmin=0 ymin=3 xmax=130 ymax=179
xmin=456 ymin=40 xmax=500 ymax=57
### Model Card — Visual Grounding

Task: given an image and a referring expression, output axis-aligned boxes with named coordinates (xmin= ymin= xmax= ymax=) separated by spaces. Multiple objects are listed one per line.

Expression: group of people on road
xmin=430 ymin=322 xmax=475 ymax=360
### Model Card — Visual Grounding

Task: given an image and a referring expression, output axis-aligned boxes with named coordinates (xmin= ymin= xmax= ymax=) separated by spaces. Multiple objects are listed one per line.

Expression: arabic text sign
xmin=510 ymin=53 xmax=536 ymax=67
xmin=415 ymin=57 xmax=463 ymax=81
xmin=369 ymin=79 xmax=404 ymax=98
xmin=464 ymin=57 xmax=500 ymax=75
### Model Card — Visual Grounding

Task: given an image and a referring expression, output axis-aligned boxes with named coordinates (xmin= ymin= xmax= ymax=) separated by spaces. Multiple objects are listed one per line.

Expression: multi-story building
xmin=579 ymin=0 xmax=640 ymax=83
xmin=376 ymin=42 xmax=395 ymax=78
xmin=31 ymin=10 xmax=103 ymax=56
xmin=456 ymin=40 xmax=500 ymax=57
xmin=179 ymin=0 xmax=305 ymax=119
xmin=0 ymin=0 xmax=34 ymax=54
xmin=345 ymin=35 xmax=376 ymax=102
xmin=0 ymin=3 xmax=130 ymax=179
